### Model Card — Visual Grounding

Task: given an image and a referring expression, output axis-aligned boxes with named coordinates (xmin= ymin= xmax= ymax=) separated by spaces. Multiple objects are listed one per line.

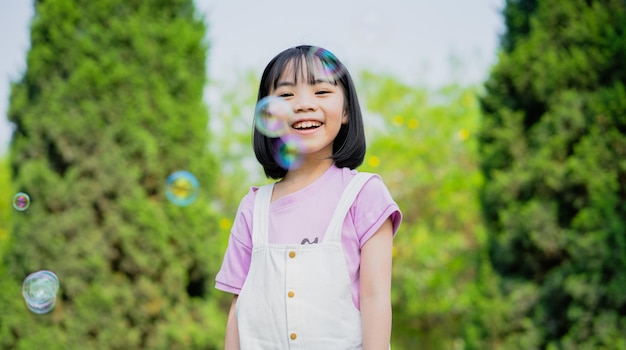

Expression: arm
xmin=360 ymin=218 xmax=394 ymax=350
xmin=225 ymin=295 xmax=240 ymax=350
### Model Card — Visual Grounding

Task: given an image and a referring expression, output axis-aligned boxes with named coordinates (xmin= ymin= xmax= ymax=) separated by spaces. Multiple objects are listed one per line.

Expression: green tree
xmin=357 ymin=72 xmax=486 ymax=349
xmin=207 ymin=71 xmax=268 ymax=217
xmin=473 ymin=0 xmax=626 ymax=348
xmin=500 ymin=0 xmax=538 ymax=53
xmin=0 ymin=156 xmax=10 ymax=259
xmin=0 ymin=0 xmax=226 ymax=348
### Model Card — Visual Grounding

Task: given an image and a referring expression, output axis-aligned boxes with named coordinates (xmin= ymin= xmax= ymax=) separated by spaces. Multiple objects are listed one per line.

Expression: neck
xmin=283 ymin=156 xmax=334 ymax=185
xmin=272 ymin=157 xmax=334 ymax=201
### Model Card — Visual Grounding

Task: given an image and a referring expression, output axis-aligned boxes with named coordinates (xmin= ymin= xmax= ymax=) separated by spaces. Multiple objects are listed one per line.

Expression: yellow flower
xmin=407 ymin=118 xmax=419 ymax=130
xmin=392 ymin=115 xmax=404 ymax=126
xmin=458 ymin=128 xmax=470 ymax=141
xmin=368 ymin=155 xmax=380 ymax=168
xmin=462 ymin=93 xmax=474 ymax=107
xmin=219 ymin=218 xmax=232 ymax=231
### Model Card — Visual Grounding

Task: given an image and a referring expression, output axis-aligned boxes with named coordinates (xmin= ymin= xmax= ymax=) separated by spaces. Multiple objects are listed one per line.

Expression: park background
xmin=1 ymin=0 xmax=625 ymax=349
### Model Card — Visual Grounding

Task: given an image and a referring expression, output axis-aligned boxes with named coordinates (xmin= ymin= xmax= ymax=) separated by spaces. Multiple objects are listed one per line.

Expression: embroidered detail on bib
xmin=300 ymin=237 xmax=319 ymax=245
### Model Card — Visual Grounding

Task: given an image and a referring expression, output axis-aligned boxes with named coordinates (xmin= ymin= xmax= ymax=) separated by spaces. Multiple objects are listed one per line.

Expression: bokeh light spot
xmin=219 ymin=218 xmax=232 ymax=231
xmin=408 ymin=118 xmax=419 ymax=130
xmin=368 ymin=155 xmax=381 ymax=168
xmin=392 ymin=115 xmax=404 ymax=126
xmin=457 ymin=129 xmax=470 ymax=141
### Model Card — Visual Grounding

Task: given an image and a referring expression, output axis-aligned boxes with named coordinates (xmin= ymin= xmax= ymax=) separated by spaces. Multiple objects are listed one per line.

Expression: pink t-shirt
xmin=215 ymin=165 xmax=402 ymax=309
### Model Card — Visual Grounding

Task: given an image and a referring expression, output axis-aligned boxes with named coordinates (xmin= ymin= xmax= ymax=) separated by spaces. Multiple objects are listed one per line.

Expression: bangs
xmin=264 ymin=47 xmax=345 ymax=94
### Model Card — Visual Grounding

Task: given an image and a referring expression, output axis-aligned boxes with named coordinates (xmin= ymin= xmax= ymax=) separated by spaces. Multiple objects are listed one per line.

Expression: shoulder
xmin=331 ymin=166 xmax=390 ymax=198
xmin=347 ymin=169 xmax=402 ymax=238
xmin=357 ymin=173 xmax=393 ymax=205
xmin=342 ymin=168 xmax=387 ymax=196
xmin=236 ymin=186 xmax=258 ymax=213
xmin=231 ymin=185 xmax=264 ymax=235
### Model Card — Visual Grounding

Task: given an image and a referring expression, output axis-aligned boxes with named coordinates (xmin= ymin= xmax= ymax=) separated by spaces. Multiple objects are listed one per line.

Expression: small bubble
xmin=165 ymin=171 xmax=199 ymax=206
xmin=254 ymin=96 xmax=292 ymax=137
xmin=12 ymin=192 xmax=31 ymax=211
xmin=273 ymin=135 xmax=305 ymax=170
xmin=307 ymin=47 xmax=346 ymax=82
xmin=22 ymin=270 xmax=59 ymax=314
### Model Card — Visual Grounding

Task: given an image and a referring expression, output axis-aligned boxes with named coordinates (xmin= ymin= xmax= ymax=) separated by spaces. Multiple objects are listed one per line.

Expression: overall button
xmin=287 ymin=291 xmax=295 ymax=298
xmin=288 ymin=251 xmax=296 ymax=258
xmin=290 ymin=333 xmax=297 ymax=340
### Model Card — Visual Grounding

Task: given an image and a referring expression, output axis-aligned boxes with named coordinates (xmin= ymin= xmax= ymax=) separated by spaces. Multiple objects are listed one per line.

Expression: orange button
xmin=290 ymin=333 xmax=297 ymax=340
xmin=289 ymin=251 xmax=296 ymax=258
xmin=288 ymin=291 xmax=295 ymax=298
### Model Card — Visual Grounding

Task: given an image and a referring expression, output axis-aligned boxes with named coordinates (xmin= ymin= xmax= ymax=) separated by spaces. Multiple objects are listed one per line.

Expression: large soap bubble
xmin=254 ymin=96 xmax=292 ymax=137
xmin=22 ymin=270 xmax=59 ymax=314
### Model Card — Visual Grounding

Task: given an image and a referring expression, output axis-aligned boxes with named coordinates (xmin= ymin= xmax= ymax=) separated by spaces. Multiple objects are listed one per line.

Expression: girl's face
xmin=269 ymin=58 xmax=347 ymax=162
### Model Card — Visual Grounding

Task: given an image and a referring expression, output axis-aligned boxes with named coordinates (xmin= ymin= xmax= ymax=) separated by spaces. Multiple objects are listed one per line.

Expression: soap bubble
xmin=307 ymin=47 xmax=346 ymax=82
xmin=274 ymin=135 xmax=305 ymax=170
xmin=254 ymin=96 xmax=292 ymax=137
xmin=165 ymin=170 xmax=199 ymax=206
xmin=12 ymin=192 xmax=31 ymax=211
xmin=22 ymin=270 xmax=59 ymax=314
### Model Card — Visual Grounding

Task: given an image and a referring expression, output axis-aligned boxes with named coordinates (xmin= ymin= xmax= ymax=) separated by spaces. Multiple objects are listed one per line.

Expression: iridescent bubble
xmin=254 ymin=96 xmax=292 ymax=137
xmin=165 ymin=170 xmax=199 ymax=206
xmin=273 ymin=135 xmax=305 ymax=170
xmin=307 ymin=47 xmax=346 ymax=82
xmin=12 ymin=192 xmax=31 ymax=211
xmin=22 ymin=270 xmax=59 ymax=314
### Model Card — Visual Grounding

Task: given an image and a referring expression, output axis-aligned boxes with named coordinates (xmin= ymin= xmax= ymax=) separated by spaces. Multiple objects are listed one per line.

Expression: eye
xmin=315 ymin=90 xmax=331 ymax=95
xmin=277 ymin=92 xmax=293 ymax=98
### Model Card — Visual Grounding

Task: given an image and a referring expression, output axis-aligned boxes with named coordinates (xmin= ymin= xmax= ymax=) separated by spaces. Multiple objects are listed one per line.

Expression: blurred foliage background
xmin=1 ymin=0 xmax=625 ymax=349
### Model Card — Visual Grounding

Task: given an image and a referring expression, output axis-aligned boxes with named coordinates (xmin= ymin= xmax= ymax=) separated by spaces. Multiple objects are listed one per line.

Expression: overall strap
xmin=323 ymin=172 xmax=374 ymax=243
xmin=252 ymin=183 xmax=274 ymax=247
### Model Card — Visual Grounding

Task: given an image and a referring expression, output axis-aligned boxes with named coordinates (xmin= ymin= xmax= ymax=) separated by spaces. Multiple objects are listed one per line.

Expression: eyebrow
xmin=276 ymin=79 xmax=334 ymax=88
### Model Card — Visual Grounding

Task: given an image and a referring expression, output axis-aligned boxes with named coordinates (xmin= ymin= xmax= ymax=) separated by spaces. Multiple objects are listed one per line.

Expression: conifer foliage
xmin=476 ymin=0 xmax=626 ymax=347
xmin=1 ymin=0 xmax=224 ymax=348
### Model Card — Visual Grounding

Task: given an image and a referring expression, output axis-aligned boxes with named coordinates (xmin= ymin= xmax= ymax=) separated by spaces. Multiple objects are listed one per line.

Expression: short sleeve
xmin=351 ymin=175 xmax=402 ymax=247
xmin=214 ymin=189 xmax=256 ymax=294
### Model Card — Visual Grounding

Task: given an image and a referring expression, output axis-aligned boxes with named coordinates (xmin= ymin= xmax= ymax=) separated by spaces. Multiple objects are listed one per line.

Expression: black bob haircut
xmin=253 ymin=45 xmax=366 ymax=179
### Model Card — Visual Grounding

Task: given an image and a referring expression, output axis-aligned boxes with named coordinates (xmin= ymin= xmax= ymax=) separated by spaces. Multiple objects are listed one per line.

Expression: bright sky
xmin=0 ymin=0 xmax=505 ymax=156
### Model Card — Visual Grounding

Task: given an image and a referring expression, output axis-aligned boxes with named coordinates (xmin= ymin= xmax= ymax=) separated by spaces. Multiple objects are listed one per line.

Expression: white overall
xmin=235 ymin=173 xmax=374 ymax=349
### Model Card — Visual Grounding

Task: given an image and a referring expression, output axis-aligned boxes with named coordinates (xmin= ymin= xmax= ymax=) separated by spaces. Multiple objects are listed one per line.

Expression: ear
xmin=342 ymin=111 xmax=348 ymax=124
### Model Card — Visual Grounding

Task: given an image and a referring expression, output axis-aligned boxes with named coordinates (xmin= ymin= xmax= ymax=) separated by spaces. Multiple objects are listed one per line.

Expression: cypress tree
xmin=477 ymin=0 xmax=626 ymax=347
xmin=0 ymin=0 xmax=225 ymax=348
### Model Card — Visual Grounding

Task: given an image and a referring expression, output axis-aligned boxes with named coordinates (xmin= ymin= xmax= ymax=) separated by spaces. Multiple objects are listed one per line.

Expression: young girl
xmin=215 ymin=45 xmax=402 ymax=349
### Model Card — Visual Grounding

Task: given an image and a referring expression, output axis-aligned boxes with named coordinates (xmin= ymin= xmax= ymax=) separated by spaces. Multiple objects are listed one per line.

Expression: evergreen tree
xmin=475 ymin=0 xmax=626 ymax=347
xmin=0 ymin=0 xmax=226 ymax=348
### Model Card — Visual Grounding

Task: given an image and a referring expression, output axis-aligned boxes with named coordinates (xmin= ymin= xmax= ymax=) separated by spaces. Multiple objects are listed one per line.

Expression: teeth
xmin=293 ymin=121 xmax=322 ymax=129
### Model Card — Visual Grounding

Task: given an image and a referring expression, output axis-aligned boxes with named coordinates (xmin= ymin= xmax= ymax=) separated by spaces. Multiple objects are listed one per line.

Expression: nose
xmin=293 ymin=97 xmax=318 ymax=113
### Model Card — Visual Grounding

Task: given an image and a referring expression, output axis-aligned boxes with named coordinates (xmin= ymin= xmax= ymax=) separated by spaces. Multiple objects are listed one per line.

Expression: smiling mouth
xmin=292 ymin=120 xmax=322 ymax=130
